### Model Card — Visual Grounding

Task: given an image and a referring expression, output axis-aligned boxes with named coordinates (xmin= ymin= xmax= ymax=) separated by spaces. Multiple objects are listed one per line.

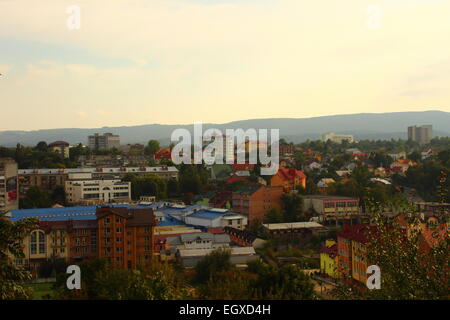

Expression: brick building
xmin=232 ymin=185 xmax=284 ymax=225
xmin=96 ymin=206 xmax=156 ymax=269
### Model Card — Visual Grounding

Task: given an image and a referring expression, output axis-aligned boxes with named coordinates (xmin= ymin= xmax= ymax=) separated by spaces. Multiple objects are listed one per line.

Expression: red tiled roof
xmin=226 ymin=176 xmax=247 ymax=184
xmin=155 ymin=148 xmax=171 ymax=159
xmin=232 ymin=163 xmax=255 ymax=171
xmin=276 ymin=168 xmax=306 ymax=181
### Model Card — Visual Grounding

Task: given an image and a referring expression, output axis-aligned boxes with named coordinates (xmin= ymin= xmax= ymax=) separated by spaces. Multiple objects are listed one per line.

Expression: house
xmin=387 ymin=150 xmax=407 ymax=161
xmin=317 ymin=178 xmax=335 ymax=191
xmin=390 ymin=159 xmax=415 ymax=174
xmin=270 ymin=168 xmax=307 ymax=192
xmin=48 ymin=141 xmax=70 ymax=159
xmin=223 ymin=226 xmax=266 ymax=248
xmin=320 ymin=239 xmax=339 ymax=279
xmin=232 ymin=185 xmax=284 ymax=225
xmin=154 ymin=148 xmax=172 ymax=162
xmin=165 ymin=232 xmax=230 ymax=251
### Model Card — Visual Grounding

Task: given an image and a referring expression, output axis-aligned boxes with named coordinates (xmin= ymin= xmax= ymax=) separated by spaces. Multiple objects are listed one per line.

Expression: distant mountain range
xmin=1 ymin=110 xmax=449 ymax=147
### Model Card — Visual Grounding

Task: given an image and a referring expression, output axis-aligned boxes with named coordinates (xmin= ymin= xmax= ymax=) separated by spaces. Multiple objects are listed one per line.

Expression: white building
xmin=65 ymin=173 xmax=131 ymax=205
xmin=321 ymin=132 xmax=354 ymax=144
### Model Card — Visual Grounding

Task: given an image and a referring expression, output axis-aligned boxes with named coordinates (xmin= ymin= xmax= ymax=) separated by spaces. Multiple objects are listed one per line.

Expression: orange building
xmin=232 ymin=185 xmax=284 ymax=225
xmin=337 ymin=224 xmax=375 ymax=285
xmin=270 ymin=168 xmax=306 ymax=192
xmin=97 ymin=206 xmax=156 ymax=269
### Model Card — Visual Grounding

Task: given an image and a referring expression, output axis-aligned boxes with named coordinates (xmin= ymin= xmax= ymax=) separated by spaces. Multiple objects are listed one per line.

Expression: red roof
xmin=337 ymin=224 xmax=378 ymax=244
xmin=226 ymin=176 xmax=247 ymax=184
xmin=320 ymin=243 xmax=338 ymax=257
xmin=155 ymin=148 xmax=171 ymax=160
xmin=232 ymin=163 xmax=255 ymax=171
xmin=276 ymin=168 xmax=306 ymax=181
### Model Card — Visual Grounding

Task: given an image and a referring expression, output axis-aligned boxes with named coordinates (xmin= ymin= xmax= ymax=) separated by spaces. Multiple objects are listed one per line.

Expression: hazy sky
xmin=1 ymin=0 xmax=449 ymax=130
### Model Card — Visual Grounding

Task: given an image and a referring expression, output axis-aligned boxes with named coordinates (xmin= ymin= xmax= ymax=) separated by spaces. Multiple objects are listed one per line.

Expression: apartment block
xmin=232 ymin=185 xmax=284 ymax=225
xmin=88 ymin=133 xmax=121 ymax=150
xmin=97 ymin=206 xmax=156 ymax=269
xmin=408 ymin=125 xmax=432 ymax=144
xmin=321 ymin=132 xmax=354 ymax=144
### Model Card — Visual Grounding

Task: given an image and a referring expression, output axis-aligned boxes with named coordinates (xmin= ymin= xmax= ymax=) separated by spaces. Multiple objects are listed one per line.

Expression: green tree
xmin=281 ymin=193 xmax=304 ymax=221
xmin=145 ymin=140 xmax=160 ymax=157
xmin=265 ymin=207 xmax=284 ymax=223
xmin=20 ymin=186 xmax=52 ymax=209
xmin=0 ymin=214 xmax=38 ymax=299
xmin=194 ymin=249 xmax=232 ymax=284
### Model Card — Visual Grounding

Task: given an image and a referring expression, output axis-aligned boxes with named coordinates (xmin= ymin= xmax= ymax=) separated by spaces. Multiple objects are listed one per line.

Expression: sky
xmin=0 ymin=0 xmax=450 ymax=130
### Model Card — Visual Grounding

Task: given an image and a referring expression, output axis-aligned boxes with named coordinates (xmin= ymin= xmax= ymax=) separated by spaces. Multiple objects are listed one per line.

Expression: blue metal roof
xmin=9 ymin=204 xmax=130 ymax=222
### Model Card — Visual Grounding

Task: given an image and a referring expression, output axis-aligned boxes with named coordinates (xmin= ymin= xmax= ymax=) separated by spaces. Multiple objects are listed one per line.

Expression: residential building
xmin=154 ymin=148 xmax=172 ymax=162
xmin=321 ymin=133 xmax=354 ymax=144
xmin=232 ymin=185 xmax=284 ymax=225
xmin=270 ymin=168 xmax=307 ymax=192
xmin=223 ymin=226 xmax=266 ymax=248
xmin=0 ymin=158 xmax=19 ymax=211
xmin=337 ymin=224 xmax=374 ymax=284
xmin=96 ymin=206 xmax=156 ymax=269
xmin=18 ymin=166 xmax=178 ymax=196
xmin=88 ymin=133 xmax=121 ymax=150
xmin=65 ymin=173 xmax=131 ymax=205
xmin=408 ymin=125 xmax=432 ymax=144
xmin=48 ymin=141 xmax=70 ymax=158
xmin=317 ymin=178 xmax=335 ymax=192
xmin=390 ymin=159 xmax=415 ymax=174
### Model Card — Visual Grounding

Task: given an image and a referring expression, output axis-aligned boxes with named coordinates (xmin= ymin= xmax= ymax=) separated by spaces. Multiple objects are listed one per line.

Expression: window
xmin=116 ymin=228 xmax=122 ymax=233
xmin=104 ymin=218 xmax=110 ymax=225
xmin=116 ymin=217 xmax=122 ymax=223
xmin=116 ymin=237 xmax=122 ymax=243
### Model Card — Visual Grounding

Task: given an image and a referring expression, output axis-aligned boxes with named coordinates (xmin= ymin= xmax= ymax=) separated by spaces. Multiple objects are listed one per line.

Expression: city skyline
xmin=1 ymin=0 xmax=450 ymax=130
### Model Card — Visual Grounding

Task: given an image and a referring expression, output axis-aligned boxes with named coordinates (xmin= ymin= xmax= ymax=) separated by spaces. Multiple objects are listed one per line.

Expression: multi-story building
xmin=337 ymin=224 xmax=377 ymax=285
xmin=0 ymin=158 xmax=19 ymax=211
xmin=47 ymin=141 xmax=70 ymax=159
xmin=18 ymin=166 xmax=178 ymax=196
xmin=303 ymin=195 xmax=360 ymax=224
xmin=408 ymin=125 xmax=432 ymax=144
xmin=88 ymin=133 xmax=121 ymax=150
xmin=65 ymin=173 xmax=131 ymax=205
xmin=232 ymin=185 xmax=284 ymax=225
xmin=321 ymin=132 xmax=354 ymax=144
xmin=270 ymin=168 xmax=307 ymax=192
xmin=96 ymin=206 xmax=156 ymax=269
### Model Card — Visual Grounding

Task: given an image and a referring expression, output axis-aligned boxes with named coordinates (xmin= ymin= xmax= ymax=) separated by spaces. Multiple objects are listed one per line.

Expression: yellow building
xmin=320 ymin=239 xmax=339 ymax=279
